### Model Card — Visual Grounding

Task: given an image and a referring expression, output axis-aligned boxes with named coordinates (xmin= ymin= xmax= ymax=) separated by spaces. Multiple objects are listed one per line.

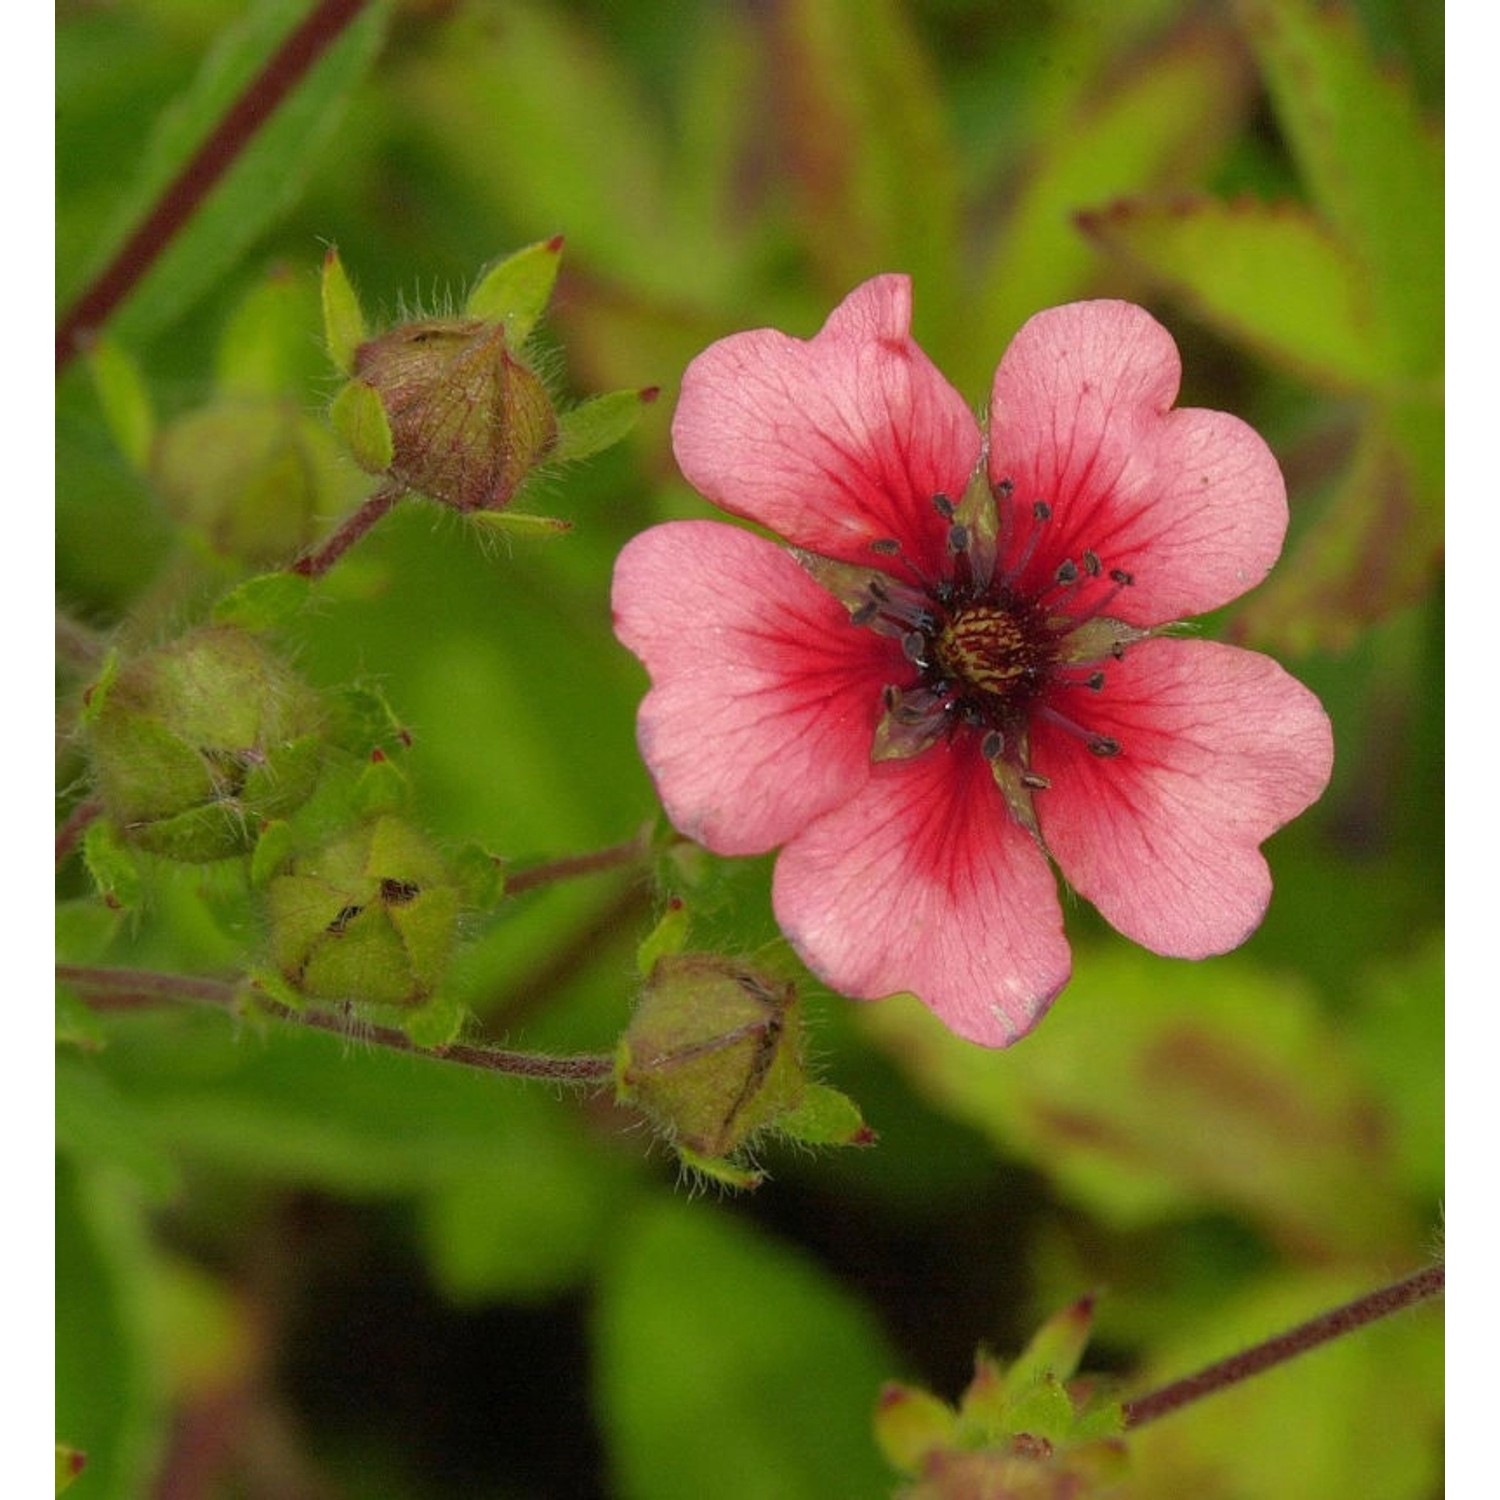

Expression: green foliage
xmin=55 ymin=1 xmax=1442 ymax=1495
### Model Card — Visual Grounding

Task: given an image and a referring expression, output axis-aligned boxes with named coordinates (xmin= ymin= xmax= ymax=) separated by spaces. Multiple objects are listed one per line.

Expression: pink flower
xmin=612 ymin=276 xmax=1333 ymax=1047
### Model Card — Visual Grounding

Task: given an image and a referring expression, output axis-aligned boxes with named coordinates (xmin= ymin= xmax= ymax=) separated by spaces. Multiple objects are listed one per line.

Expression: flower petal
xmin=773 ymin=743 xmax=1071 ymax=1046
xmin=612 ymin=521 xmax=898 ymax=856
xmin=1034 ymin=638 xmax=1334 ymax=957
xmin=672 ymin=275 xmax=982 ymax=576
xmin=989 ymin=301 xmax=1287 ymax=623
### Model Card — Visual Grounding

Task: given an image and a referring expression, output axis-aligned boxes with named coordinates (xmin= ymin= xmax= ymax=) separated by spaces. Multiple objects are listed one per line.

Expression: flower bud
xmin=265 ymin=815 xmax=459 ymax=1008
xmin=615 ymin=954 xmax=808 ymax=1161
xmin=83 ymin=626 xmax=324 ymax=863
xmin=152 ymin=397 xmax=364 ymax=564
xmin=341 ymin=317 xmax=557 ymax=513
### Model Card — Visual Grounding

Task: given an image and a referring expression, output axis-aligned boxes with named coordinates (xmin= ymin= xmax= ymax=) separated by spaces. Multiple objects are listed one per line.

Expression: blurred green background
xmin=56 ymin=0 xmax=1442 ymax=1495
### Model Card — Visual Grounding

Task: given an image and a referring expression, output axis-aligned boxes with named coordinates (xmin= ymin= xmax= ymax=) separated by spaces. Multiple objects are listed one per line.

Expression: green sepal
xmin=330 ymin=379 xmax=395 ymax=473
xmin=401 ymin=993 xmax=468 ymax=1049
xmin=332 ymin=683 xmax=412 ymax=758
xmin=248 ymin=966 xmax=306 ymax=1013
xmin=354 ymin=754 xmax=411 ymax=816
xmin=449 ymin=840 xmax=505 ymax=909
xmin=873 ymin=1382 xmax=958 ymax=1474
xmin=86 ymin=337 xmax=155 ymax=472
xmin=78 ymin=650 xmax=120 ymax=727
xmin=82 ymin=818 xmax=143 ymax=909
xmin=674 ymin=1146 xmax=765 ymax=1192
xmin=775 ymin=1082 xmax=874 ymax=1147
xmin=250 ymin=818 xmax=295 ymax=887
xmin=466 ymin=509 xmax=573 ymax=539
xmin=1003 ymin=1292 xmax=1098 ymax=1394
xmin=55 ymin=894 xmax=124 ymax=965
xmin=464 ymin=236 xmax=564 ymax=346
xmin=56 ymin=1443 xmax=87 ymax=1495
xmin=321 ymin=245 xmax=368 ymax=376
xmin=635 ymin=898 xmax=690 ymax=977
xmin=56 ymin=989 xmax=107 ymax=1052
xmin=553 ymin=386 xmax=659 ymax=463
xmin=211 ymin=571 xmax=313 ymax=632
xmin=997 ymin=1372 xmax=1077 ymax=1446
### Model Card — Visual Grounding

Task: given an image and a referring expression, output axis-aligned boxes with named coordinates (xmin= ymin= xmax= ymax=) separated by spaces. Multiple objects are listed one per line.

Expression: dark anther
xmin=1087 ymin=736 xmax=1122 ymax=758
xmin=870 ymin=538 xmax=901 ymax=556
xmin=381 ymin=878 xmax=420 ymax=904
xmin=851 ymin=600 xmax=879 ymax=627
xmin=895 ymin=703 xmax=929 ymax=725
xmin=1020 ymin=771 xmax=1051 ymax=790
xmin=932 ymin=493 xmax=955 ymax=518
xmin=901 ymin=631 xmax=929 ymax=666
xmin=994 ymin=477 xmax=1015 ymax=499
xmin=981 ymin=730 xmax=1005 ymax=761
xmin=947 ymin=523 xmax=970 ymax=553
xmin=1055 ymin=559 xmax=1079 ymax=584
xmin=882 ymin=684 xmax=899 ymax=710
xmin=1032 ymin=501 xmax=1052 ymax=521
xmin=1109 ymin=567 xmax=1134 ymax=586
xmin=869 ymin=578 xmax=890 ymax=601
xmin=1110 ymin=643 xmax=1126 ymax=660
xmin=1082 ymin=550 xmax=1102 ymax=576
xmin=1086 ymin=671 xmax=1106 ymax=691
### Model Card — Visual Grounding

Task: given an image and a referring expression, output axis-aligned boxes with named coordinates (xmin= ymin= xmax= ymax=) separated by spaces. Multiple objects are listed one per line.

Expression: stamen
xmin=1002 ymin=499 xmax=1052 ymax=585
xmin=1055 ymin=558 xmax=1079 ymax=585
xmin=1088 ymin=735 xmax=1122 ymax=757
xmin=932 ymin=493 xmax=955 ymax=519
xmin=850 ymin=599 xmax=879 ymax=627
xmin=1020 ymin=771 xmax=1051 ymax=790
xmin=947 ymin=522 xmax=970 ymax=554
xmin=1110 ymin=567 xmax=1134 ymax=586
xmin=981 ymin=729 xmax=1005 ymax=761
xmin=902 ymin=631 xmax=930 ymax=666
xmin=1087 ymin=670 xmax=1105 ymax=690
xmin=1082 ymin=550 xmax=1102 ymax=577
xmin=870 ymin=538 xmax=901 ymax=556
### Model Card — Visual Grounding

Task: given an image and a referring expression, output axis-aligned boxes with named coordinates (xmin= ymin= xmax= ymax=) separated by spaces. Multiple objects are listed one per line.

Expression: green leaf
xmin=328 ymin=379 xmax=394 ymax=473
xmin=1078 ymin=195 xmax=1398 ymax=391
xmin=76 ymin=0 xmax=390 ymax=347
xmin=964 ymin=25 xmax=1250 ymax=390
xmin=1236 ymin=401 xmax=1442 ymax=652
xmin=774 ymin=0 xmax=961 ymax=327
xmin=86 ymin=338 xmax=156 ymax=472
xmin=56 ymin=1054 xmax=181 ymax=1203
xmin=56 ymin=1156 xmax=169 ymax=1500
xmin=863 ymin=950 xmax=1417 ymax=1258
xmin=554 ymin=387 xmax=659 ymax=464
xmin=1234 ymin=0 xmax=1442 ymax=376
xmin=464 ymin=237 xmax=565 ymax=346
xmin=215 ymin=264 xmax=324 ymax=396
xmin=320 ymin=245 xmax=367 ymax=376
xmin=210 ymin=569 xmax=312 ymax=631
xmin=594 ymin=1200 xmax=898 ymax=1500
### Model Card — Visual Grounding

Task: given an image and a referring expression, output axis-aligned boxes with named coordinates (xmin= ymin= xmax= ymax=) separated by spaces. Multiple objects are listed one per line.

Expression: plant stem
xmin=56 ymin=964 xmax=614 ymax=1085
xmin=55 ymin=799 xmax=104 ymax=869
xmin=1122 ymin=1263 xmax=1445 ymax=1429
xmin=55 ymin=0 xmax=374 ymax=372
xmin=290 ymin=484 xmax=404 ymax=577
xmin=505 ymin=828 xmax=657 ymax=896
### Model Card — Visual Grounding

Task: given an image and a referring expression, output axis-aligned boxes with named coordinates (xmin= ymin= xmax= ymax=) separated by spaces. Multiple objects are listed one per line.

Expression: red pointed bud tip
xmin=342 ymin=316 xmax=558 ymax=512
xmin=56 ymin=1444 xmax=87 ymax=1493
xmin=82 ymin=627 xmax=325 ymax=863
xmin=265 ymin=815 xmax=460 ymax=1011
xmin=874 ymin=1383 xmax=958 ymax=1476
xmin=614 ymin=954 xmax=809 ymax=1163
xmin=152 ymin=398 xmax=366 ymax=564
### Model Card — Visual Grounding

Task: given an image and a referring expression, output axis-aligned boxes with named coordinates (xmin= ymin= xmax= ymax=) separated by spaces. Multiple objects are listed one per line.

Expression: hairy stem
xmin=57 ymin=964 xmax=614 ymax=1084
xmin=56 ymin=0 xmax=374 ymax=371
xmin=290 ymin=484 xmax=404 ymax=577
xmin=55 ymin=799 xmax=104 ymax=869
xmin=1123 ymin=1263 xmax=1445 ymax=1429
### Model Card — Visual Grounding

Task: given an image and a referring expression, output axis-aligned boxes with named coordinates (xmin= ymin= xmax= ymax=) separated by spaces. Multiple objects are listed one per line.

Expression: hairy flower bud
xmin=83 ymin=626 xmax=324 ymax=862
xmin=346 ymin=318 xmax=558 ymax=512
xmin=265 ymin=815 xmax=459 ymax=1009
xmin=615 ymin=954 xmax=809 ymax=1162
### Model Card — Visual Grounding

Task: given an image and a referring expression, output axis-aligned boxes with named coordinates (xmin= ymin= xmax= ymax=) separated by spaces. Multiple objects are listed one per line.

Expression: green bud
xmin=83 ymin=627 xmax=325 ymax=863
xmin=615 ymin=955 xmax=808 ymax=1162
xmin=265 ymin=815 xmax=459 ymax=1008
xmin=874 ymin=1383 xmax=958 ymax=1475
xmin=344 ymin=317 xmax=558 ymax=512
xmin=152 ymin=398 xmax=365 ymax=565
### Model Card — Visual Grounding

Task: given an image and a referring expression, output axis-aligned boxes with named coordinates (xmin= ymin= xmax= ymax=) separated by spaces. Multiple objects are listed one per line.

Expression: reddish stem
xmin=290 ymin=485 xmax=404 ymax=577
xmin=55 ymin=0 xmax=373 ymax=371
xmin=1123 ymin=1263 xmax=1445 ymax=1429
xmin=56 ymin=964 xmax=614 ymax=1084
xmin=504 ymin=830 xmax=656 ymax=896
xmin=55 ymin=798 xmax=104 ymax=869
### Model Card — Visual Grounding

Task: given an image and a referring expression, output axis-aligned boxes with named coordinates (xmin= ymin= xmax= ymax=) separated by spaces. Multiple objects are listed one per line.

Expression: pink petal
xmin=612 ymin=521 xmax=899 ymax=856
xmin=672 ymin=275 xmax=982 ymax=577
xmin=773 ymin=743 xmax=1071 ymax=1046
xmin=989 ymin=301 xmax=1288 ymax=623
xmin=1033 ymin=638 xmax=1334 ymax=957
